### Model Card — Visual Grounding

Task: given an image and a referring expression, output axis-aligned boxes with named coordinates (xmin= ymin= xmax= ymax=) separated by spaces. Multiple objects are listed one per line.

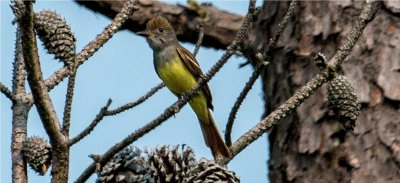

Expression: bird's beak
xmin=137 ymin=31 xmax=149 ymax=37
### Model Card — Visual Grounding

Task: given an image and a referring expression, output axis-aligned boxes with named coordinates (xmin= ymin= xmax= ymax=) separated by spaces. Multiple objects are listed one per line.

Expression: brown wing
xmin=176 ymin=45 xmax=214 ymax=110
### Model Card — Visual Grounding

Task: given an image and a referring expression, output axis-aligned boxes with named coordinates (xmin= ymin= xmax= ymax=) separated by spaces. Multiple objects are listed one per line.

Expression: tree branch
xmin=69 ymin=83 xmax=164 ymax=146
xmin=224 ymin=0 xmax=382 ymax=164
xmin=106 ymin=83 xmax=165 ymax=115
xmin=26 ymin=0 xmax=139 ymax=103
xmin=263 ymin=0 xmax=298 ymax=59
xmin=62 ymin=27 xmax=78 ymax=135
xmin=62 ymin=68 xmax=77 ymax=136
xmin=225 ymin=58 xmax=267 ymax=146
xmin=225 ymin=0 xmax=298 ymax=146
xmin=75 ymin=0 xmax=244 ymax=50
xmin=1 ymin=82 xmax=15 ymax=102
xmin=11 ymin=27 xmax=29 ymax=104
xmin=74 ymin=1 xmax=257 ymax=182
xmin=193 ymin=20 xmax=204 ymax=57
xmin=69 ymin=99 xmax=112 ymax=146
xmin=10 ymin=22 xmax=28 ymax=183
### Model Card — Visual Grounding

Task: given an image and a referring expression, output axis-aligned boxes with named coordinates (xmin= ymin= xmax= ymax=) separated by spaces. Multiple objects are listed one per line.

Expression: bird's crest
xmin=146 ymin=16 xmax=174 ymax=32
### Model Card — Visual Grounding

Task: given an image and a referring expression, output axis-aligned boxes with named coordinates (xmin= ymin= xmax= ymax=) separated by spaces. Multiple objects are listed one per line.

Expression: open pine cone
xmin=184 ymin=158 xmax=240 ymax=183
xmin=97 ymin=146 xmax=154 ymax=183
xmin=34 ymin=10 xmax=76 ymax=65
xmin=22 ymin=136 xmax=52 ymax=175
xmin=146 ymin=145 xmax=197 ymax=183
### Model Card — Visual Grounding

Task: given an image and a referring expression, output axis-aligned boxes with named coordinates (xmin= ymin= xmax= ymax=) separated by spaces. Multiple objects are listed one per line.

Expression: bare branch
xmin=73 ymin=0 xmax=138 ymax=72
xmin=10 ymin=18 xmax=28 ymax=183
xmin=193 ymin=20 xmax=204 ymax=57
xmin=264 ymin=0 xmax=298 ymax=59
xmin=106 ymin=83 xmax=165 ymax=115
xmin=62 ymin=50 xmax=78 ymax=136
xmin=12 ymin=27 xmax=28 ymax=101
xmin=69 ymin=99 xmax=112 ymax=146
xmin=225 ymin=0 xmax=298 ymax=146
xmin=224 ymin=0 xmax=382 ymax=164
xmin=1 ymin=82 xmax=15 ymax=102
xmin=74 ymin=1 xmax=257 ymax=182
xmin=75 ymin=0 xmax=244 ymax=49
xmin=225 ymin=57 xmax=267 ymax=146
xmin=61 ymin=70 xmax=77 ymax=136
xmin=26 ymin=0 xmax=139 ymax=102
xmin=70 ymin=83 xmax=164 ymax=146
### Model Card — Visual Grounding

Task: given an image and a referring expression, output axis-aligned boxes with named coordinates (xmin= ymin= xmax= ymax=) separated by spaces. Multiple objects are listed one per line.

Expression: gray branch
xmin=1 ymin=82 xmax=15 ymax=102
xmin=26 ymin=0 xmax=139 ymax=103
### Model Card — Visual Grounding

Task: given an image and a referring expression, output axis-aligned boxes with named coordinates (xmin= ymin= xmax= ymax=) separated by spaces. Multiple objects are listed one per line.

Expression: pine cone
xmin=146 ymin=145 xmax=197 ymax=183
xmin=184 ymin=158 xmax=239 ymax=183
xmin=34 ymin=10 xmax=76 ymax=65
xmin=328 ymin=75 xmax=361 ymax=131
xmin=22 ymin=136 xmax=52 ymax=175
xmin=97 ymin=146 xmax=154 ymax=183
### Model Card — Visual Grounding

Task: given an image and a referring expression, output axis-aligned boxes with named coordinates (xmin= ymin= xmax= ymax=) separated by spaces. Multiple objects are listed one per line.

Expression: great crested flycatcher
xmin=138 ymin=16 xmax=230 ymax=159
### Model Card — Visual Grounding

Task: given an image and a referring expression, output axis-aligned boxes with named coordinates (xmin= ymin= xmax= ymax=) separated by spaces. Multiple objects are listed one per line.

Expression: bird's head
xmin=138 ymin=16 xmax=177 ymax=51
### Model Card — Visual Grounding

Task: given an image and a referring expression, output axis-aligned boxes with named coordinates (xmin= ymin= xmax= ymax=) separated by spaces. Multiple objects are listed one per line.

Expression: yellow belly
xmin=156 ymin=57 xmax=209 ymax=121
xmin=157 ymin=57 xmax=198 ymax=95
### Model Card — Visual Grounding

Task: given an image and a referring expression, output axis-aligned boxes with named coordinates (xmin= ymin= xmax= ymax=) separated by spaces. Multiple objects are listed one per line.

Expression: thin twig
xmin=74 ymin=1 xmax=257 ymax=182
xmin=62 ymin=50 xmax=78 ymax=136
xmin=264 ymin=0 xmax=298 ymax=59
xmin=106 ymin=83 xmax=165 ymax=115
xmin=26 ymin=0 xmax=139 ymax=103
xmin=62 ymin=67 xmax=77 ymax=136
xmin=193 ymin=20 xmax=204 ymax=57
xmin=69 ymin=99 xmax=112 ymax=146
xmin=1 ymin=82 xmax=15 ymax=102
xmin=225 ymin=58 xmax=267 ymax=146
xmin=225 ymin=0 xmax=298 ymax=146
xmin=224 ymin=0 xmax=382 ymax=164
xmin=70 ymin=83 xmax=164 ymax=145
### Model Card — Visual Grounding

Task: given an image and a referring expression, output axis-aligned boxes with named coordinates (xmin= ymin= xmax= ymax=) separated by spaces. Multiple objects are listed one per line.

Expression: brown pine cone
xmin=184 ymin=158 xmax=240 ymax=183
xmin=34 ymin=10 xmax=76 ymax=65
xmin=146 ymin=145 xmax=197 ymax=183
xmin=22 ymin=136 xmax=52 ymax=175
xmin=97 ymin=146 xmax=154 ymax=183
xmin=328 ymin=75 xmax=361 ymax=131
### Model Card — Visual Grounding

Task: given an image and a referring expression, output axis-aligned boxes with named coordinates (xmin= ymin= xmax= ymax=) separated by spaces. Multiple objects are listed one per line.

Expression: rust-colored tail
xmin=199 ymin=111 xmax=231 ymax=159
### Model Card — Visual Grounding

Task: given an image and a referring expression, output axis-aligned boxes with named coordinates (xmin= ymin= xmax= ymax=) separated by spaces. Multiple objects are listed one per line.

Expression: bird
xmin=137 ymin=16 xmax=230 ymax=159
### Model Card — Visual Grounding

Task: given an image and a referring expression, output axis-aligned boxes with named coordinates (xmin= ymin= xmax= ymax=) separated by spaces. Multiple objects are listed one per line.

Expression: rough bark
xmin=75 ymin=0 xmax=243 ymax=49
xmin=246 ymin=1 xmax=400 ymax=182
xmin=11 ymin=27 xmax=29 ymax=183
xmin=11 ymin=101 xmax=29 ymax=183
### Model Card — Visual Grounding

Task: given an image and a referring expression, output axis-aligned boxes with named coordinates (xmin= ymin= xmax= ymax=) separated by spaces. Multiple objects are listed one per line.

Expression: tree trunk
xmin=248 ymin=1 xmax=400 ymax=182
xmin=11 ymin=101 xmax=29 ymax=183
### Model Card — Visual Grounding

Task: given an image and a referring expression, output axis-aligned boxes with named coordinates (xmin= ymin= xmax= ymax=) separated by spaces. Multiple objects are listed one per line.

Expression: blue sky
xmin=1 ymin=1 xmax=268 ymax=182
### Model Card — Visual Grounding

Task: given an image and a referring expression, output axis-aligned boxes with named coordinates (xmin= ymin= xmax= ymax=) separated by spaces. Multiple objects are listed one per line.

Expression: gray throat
xmin=153 ymin=44 xmax=177 ymax=69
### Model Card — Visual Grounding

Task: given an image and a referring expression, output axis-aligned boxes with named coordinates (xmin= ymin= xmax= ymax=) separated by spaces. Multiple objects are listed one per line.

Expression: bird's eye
xmin=159 ymin=28 xmax=164 ymax=32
